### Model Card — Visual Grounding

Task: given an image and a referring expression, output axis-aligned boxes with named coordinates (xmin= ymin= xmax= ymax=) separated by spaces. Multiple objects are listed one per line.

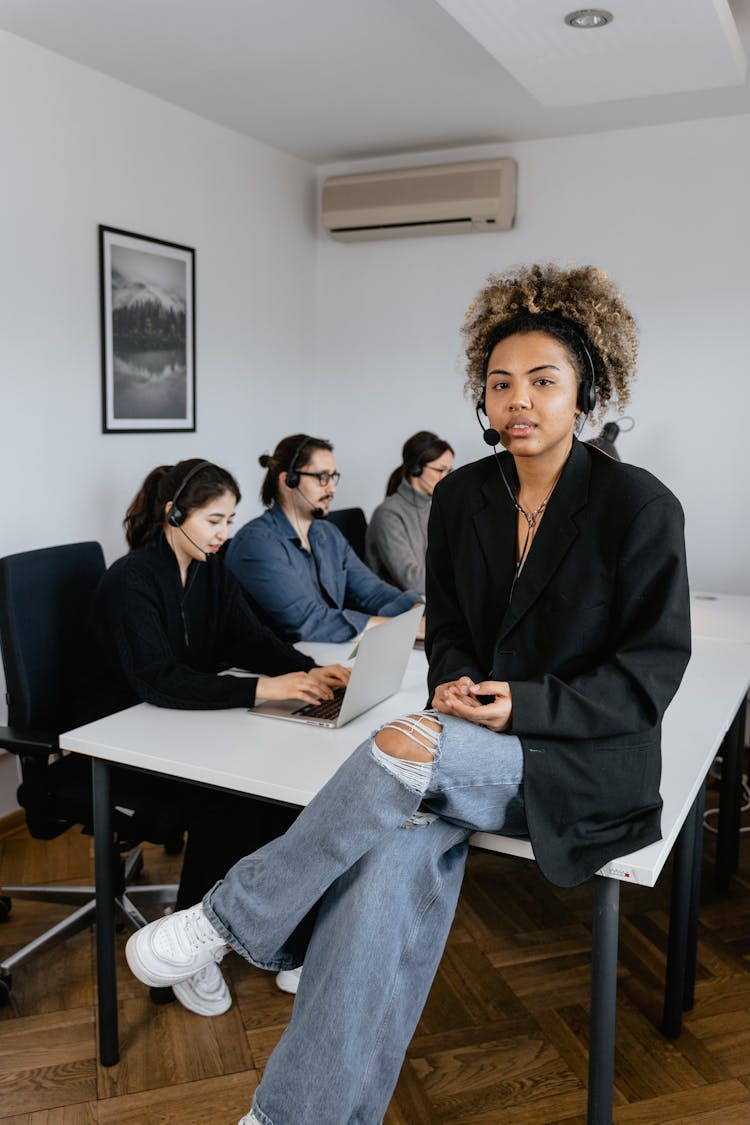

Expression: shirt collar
xmin=268 ymin=502 xmax=329 ymax=546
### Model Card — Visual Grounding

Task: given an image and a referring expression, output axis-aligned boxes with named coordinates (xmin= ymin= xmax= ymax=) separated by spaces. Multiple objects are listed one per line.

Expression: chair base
xmin=0 ymin=846 xmax=178 ymax=988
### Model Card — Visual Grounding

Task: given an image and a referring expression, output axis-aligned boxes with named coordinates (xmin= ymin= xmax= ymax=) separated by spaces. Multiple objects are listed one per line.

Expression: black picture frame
xmin=99 ymin=225 xmax=196 ymax=433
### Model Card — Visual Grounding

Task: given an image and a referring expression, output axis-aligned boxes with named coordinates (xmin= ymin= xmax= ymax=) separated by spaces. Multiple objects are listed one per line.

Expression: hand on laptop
xmin=308 ymin=664 xmax=351 ymax=693
xmin=255 ymin=664 xmax=350 ymax=705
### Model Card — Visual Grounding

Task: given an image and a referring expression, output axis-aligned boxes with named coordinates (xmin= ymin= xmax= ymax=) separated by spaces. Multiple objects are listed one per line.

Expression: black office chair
xmin=328 ymin=507 xmax=368 ymax=562
xmin=0 ymin=542 xmax=180 ymax=1001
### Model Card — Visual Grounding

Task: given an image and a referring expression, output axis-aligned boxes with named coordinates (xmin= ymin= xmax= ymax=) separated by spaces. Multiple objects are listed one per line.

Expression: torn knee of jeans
xmin=370 ymin=743 xmax=433 ymax=796
xmin=375 ymin=713 xmax=442 ymax=760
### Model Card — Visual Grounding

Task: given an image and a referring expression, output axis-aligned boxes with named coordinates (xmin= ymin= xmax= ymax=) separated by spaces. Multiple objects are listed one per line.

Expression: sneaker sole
xmin=125 ymin=928 xmax=200 ymax=989
xmin=172 ymin=978 xmax=233 ymax=1017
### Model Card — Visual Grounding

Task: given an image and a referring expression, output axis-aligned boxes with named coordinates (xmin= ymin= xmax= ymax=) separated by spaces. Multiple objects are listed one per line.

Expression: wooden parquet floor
xmin=1 ymin=802 xmax=750 ymax=1124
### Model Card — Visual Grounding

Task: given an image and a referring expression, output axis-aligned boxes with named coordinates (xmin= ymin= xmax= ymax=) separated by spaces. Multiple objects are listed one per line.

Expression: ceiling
xmin=1 ymin=0 xmax=749 ymax=164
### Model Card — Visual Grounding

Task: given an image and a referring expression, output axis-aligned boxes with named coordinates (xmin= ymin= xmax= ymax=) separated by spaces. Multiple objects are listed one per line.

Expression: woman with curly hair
xmin=126 ymin=266 xmax=691 ymax=1125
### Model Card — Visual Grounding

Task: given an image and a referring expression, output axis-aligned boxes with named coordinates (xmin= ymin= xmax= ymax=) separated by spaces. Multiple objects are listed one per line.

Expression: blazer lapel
xmin=496 ymin=439 xmax=591 ymax=642
xmin=471 ymin=457 xmax=521 ymax=647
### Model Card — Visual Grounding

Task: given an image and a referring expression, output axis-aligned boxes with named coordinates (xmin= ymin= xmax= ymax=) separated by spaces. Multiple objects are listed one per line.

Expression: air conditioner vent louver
xmin=322 ymin=158 xmax=517 ymax=242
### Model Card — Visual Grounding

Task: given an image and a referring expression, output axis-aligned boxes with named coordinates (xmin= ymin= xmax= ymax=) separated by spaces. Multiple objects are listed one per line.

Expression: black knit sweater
xmin=86 ymin=535 xmax=314 ymax=718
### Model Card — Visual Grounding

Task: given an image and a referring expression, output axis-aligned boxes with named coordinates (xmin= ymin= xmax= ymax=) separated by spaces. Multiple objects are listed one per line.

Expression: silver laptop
xmin=251 ymin=604 xmax=423 ymax=728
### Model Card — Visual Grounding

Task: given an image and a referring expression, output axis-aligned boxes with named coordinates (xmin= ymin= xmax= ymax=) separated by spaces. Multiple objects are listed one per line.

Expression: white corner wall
xmin=1 ymin=29 xmax=319 ymax=569
xmin=315 ymin=118 xmax=750 ymax=595
xmin=0 ymin=32 xmax=319 ymax=810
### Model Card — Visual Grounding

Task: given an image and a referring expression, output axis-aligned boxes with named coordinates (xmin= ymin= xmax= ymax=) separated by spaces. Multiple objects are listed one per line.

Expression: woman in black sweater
xmin=89 ymin=458 xmax=348 ymax=1016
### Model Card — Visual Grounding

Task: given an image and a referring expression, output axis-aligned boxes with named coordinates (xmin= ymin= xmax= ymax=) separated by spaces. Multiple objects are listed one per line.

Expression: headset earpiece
xmin=408 ymin=463 xmax=423 ymax=478
xmin=285 ymin=436 xmax=311 ymax=490
xmin=167 ymin=460 xmax=212 ymax=528
xmin=576 ymin=342 xmax=597 ymax=415
xmin=577 ymin=375 xmax=597 ymax=414
xmin=167 ymin=503 xmax=185 ymax=528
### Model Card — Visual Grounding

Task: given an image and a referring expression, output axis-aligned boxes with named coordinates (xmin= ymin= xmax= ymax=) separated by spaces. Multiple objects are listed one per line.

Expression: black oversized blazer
xmin=425 ymin=438 xmax=691 ymax=887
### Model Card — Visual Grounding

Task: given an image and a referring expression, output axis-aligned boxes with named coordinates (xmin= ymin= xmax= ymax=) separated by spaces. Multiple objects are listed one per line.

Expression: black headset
xmin=285 ymin=436 xmax=312 ymax=489
xmin=576 ymin=340 xmax=597 ymax=415
xmin=166 ymin=461 xmax=212 ymax=527
xmin=406 ymin=433 xmax=443 ymax=478
xmin=408 ymin=449 xmax=428 ymax=478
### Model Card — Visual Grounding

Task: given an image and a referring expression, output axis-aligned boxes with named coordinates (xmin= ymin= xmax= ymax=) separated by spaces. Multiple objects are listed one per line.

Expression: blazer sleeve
xmin=509 ymin=492 xmax=691 ymax=739
xmin=425 ymin=489 xmax=486 ymax=696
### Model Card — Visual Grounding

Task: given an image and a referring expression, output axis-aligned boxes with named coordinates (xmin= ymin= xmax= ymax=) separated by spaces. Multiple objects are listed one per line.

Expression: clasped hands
xmin=432 ymin=676 xmax=512 ymax=732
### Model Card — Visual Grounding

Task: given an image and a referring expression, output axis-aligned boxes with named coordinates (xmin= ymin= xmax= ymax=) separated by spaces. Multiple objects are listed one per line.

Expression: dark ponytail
xmin=385 ymin=431 xmax=454 ymax=497
xmin=124 ymin=458 xmax=241 ymax=549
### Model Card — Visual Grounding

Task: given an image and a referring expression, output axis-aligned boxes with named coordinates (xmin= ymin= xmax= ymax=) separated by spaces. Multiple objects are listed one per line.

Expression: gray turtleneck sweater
xmin=366 ymin=479 xmax=431 ymax=596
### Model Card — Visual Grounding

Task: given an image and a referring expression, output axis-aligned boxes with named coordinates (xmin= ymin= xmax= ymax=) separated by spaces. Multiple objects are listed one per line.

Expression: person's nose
xmin=509 ymin=387 xmax=531 ymax=411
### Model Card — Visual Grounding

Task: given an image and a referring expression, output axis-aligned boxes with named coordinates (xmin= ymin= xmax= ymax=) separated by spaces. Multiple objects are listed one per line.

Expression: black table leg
xmin=716 ymin=700 xmax=747 ymax=889
xmin=683 ymin=781 xmax=706 ymax=1012
xmin=92 ymin=758 xmax=119 ymax=1066
xmin=663 ymin=795 xmax=697 ymax=1038
xmin=588 ymin=875 xmax=620 ymax=1125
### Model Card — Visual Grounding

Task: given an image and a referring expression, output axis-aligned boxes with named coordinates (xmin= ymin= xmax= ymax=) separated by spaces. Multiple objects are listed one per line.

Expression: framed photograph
xmin=99 ymin=225 xmax=196 ymax=432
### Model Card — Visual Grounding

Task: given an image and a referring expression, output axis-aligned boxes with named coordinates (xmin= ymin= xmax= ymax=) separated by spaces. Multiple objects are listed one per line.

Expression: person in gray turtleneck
xmin=366 ymin=431 xmax=454 ymax=597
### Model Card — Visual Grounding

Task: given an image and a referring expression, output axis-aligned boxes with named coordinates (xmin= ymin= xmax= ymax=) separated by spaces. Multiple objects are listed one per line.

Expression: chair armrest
xmin=0 ymin=726 xmax=58 ymax=757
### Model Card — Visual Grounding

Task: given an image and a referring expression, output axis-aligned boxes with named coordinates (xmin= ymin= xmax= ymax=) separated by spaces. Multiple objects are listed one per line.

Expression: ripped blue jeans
xmin=205 ymin=712 xmax=526 ymax=1125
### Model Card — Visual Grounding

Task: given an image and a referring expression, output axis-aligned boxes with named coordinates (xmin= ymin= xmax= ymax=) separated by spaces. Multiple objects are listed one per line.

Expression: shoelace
xmin=179 ymin=908 xmax=218 ymax=955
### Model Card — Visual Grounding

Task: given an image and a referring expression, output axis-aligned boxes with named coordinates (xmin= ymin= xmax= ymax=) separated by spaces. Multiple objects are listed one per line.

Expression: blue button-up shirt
xmin=225 ymin=505 xmax=420 ymax=642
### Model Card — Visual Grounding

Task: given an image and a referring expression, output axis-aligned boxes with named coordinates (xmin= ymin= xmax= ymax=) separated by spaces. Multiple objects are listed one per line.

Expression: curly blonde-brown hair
xmin=463 ymin=263 xmax=638 ymax=417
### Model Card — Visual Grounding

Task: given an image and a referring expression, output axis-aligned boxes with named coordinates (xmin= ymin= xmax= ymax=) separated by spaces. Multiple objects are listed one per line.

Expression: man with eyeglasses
xmin=225 ymin=433 xmax=423 ymax=646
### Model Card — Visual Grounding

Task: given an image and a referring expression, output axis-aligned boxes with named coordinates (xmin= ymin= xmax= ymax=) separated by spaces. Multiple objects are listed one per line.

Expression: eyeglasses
xmin=296 ymin=470 xmax=341 ymax=487
xmin=424 ymin=464 xmax=452 ymax=477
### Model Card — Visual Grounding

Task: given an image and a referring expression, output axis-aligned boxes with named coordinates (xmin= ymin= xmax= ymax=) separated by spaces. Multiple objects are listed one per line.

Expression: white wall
xmin=1 ymin=31 xmax=320 ymax=566
xmin=0 ymin=32 xmax=319 ymax=811
xmin=315 ymin=117 xmax=750 ymax=596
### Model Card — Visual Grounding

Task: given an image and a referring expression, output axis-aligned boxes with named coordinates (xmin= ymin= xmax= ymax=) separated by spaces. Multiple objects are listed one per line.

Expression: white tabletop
xmin=691 ymin=591 xmax=750 ymax=644
xmin=62 ymin=649 xmax=428 ymax=808
xmin=61 ymin=638 xmax=750 ymax=890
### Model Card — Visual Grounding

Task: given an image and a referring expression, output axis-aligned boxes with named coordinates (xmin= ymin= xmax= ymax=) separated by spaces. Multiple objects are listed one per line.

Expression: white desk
xmin=691 ymin=591 xmax=750 ymax=644
xmin=690 ymin=591 xmax=750 ymax=886
xmin=61 ymin=638 xmax=750 ymax=1124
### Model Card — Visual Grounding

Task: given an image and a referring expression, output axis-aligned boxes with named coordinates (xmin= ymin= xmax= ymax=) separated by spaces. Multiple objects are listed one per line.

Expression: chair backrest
xmin=0 ymin=542 xmax=106 ymax=734
xmin=328 ymin=507 xmax=368 ymax=563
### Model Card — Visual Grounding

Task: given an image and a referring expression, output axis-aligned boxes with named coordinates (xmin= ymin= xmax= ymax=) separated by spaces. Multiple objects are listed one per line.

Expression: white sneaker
xmin=126 ymin=903 xmax=228 ymax=988
xmin=275 ymin=965 xmax=302 ymax=994
xmin=172 ymin=961 xmax=232 ymax=1016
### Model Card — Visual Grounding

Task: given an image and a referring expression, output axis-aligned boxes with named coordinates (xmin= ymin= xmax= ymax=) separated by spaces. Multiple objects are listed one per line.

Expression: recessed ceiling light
xmin=564 ymin=9 xmax=613 ymax=29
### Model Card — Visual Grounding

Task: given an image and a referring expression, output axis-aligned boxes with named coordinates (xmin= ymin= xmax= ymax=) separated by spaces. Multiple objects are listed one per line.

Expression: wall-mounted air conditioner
xmin=322 ymin=158 xmax=517 ymax=242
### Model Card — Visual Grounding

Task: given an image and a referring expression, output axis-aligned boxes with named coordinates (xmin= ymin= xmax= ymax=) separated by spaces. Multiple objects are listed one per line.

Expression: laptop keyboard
xmin=292 ymin=686 xmax=346 ymax=721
